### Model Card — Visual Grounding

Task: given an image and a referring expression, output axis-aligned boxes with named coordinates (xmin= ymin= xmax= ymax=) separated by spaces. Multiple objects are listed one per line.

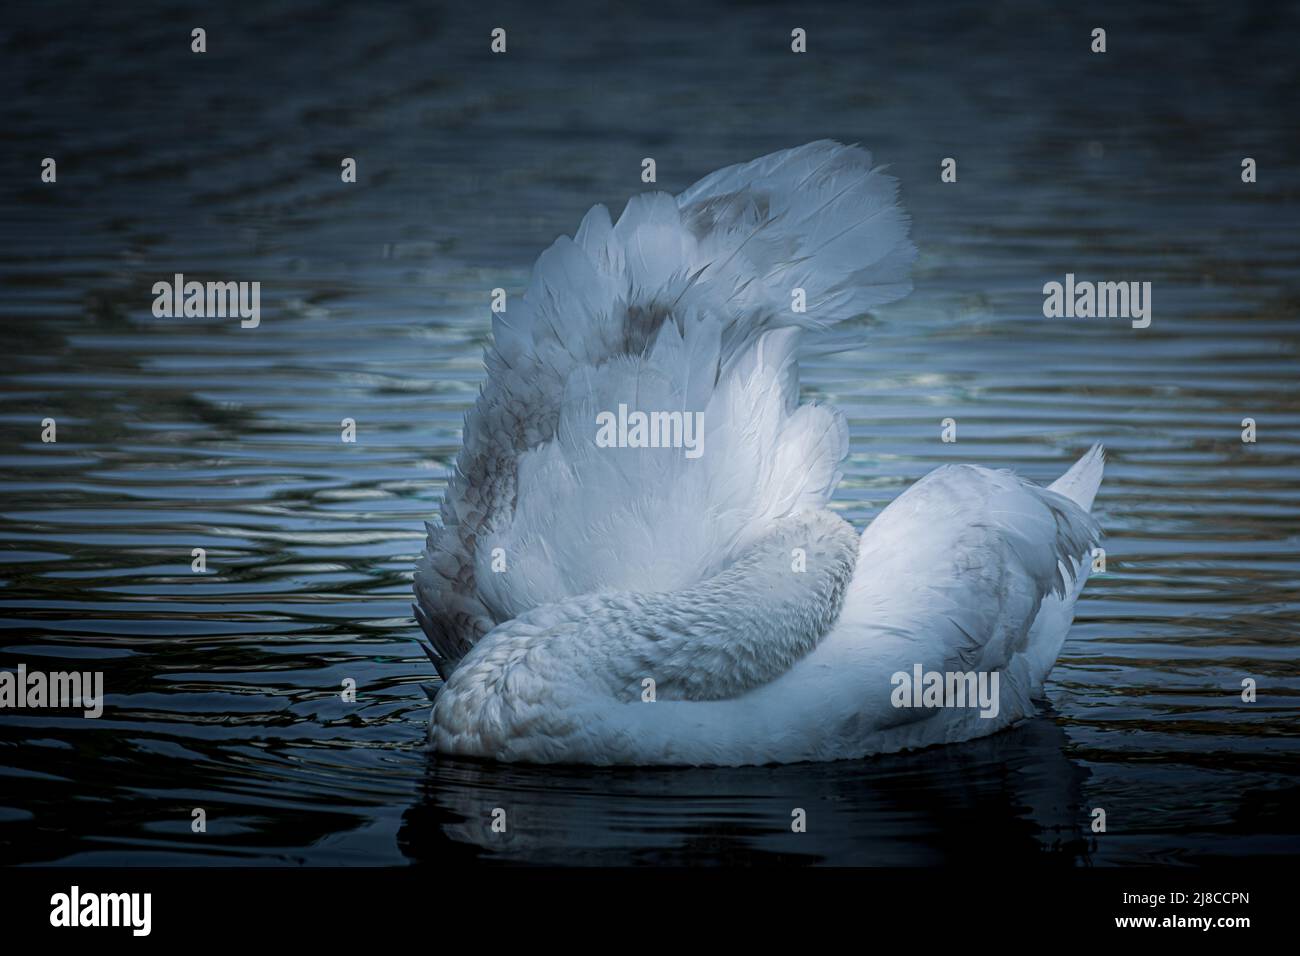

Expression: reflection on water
xmin=1 ymin=0 xmax=1298 ymax=865
xmin=400 ymin=713 xmax=1093 ymax=866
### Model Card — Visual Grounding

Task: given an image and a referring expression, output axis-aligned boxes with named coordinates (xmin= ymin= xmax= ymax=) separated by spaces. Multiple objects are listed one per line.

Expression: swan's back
xmin=414 ymin=142 xmax=918 ymax=676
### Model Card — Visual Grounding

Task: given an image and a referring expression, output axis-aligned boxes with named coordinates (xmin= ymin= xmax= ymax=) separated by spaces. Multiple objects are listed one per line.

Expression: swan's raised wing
xmin=415 ymin=142 xmax=917 ymax=676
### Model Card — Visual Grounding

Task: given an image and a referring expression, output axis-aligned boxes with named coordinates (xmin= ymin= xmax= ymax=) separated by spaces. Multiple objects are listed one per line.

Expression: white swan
xmin=413 ymin=140 xmax=1104 ymax=766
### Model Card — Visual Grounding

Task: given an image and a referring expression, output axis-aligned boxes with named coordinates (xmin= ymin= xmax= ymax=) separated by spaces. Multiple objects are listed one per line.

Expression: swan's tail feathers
xmin=1049 ymin=443 xmax=1106 ymax=513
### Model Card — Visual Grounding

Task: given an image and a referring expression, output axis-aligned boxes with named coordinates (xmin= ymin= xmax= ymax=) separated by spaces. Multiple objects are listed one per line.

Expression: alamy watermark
xmin=0 ymin=664 xmax=103 ymax=718
xmin=890 ymin=664 xmax=1000 ymax=719
xmin=152 ymin=273 xmax=260 ymax=328
xmin=1043 ymin=273 xmax=1151 ymax=329
xmin=50 ymin=886 xmax=150 ymax=936
xmin=595 ymin=403 xmax=704 ymax=459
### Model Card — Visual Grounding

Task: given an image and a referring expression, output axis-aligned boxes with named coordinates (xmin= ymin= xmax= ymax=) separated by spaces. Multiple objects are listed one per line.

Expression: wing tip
xmin=1050 ymin=443 xmax=1106 ymax=512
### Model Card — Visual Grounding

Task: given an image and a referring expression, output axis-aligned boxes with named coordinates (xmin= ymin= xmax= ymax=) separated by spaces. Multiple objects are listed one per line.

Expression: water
xmin=1 ymin=0 xmax=1297 ymax=866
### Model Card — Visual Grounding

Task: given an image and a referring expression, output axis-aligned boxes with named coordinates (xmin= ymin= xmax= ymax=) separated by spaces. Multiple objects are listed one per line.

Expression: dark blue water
xmin=1 ymin=0 xmax=1297 ymax=865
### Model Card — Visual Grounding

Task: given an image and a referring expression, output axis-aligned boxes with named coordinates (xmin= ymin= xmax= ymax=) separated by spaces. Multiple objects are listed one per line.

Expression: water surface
xmin=1 ymin=0 xmax=1297 ymax=865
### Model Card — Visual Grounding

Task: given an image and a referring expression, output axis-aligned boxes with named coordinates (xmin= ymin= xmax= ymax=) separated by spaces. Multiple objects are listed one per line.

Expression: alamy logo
xmin=1042 ymin=273 xmax=1151 ymax=328
xmin=0 ymin=664 xmax=103 ymax=718
xmin=595 ymin=403 xmax=704 ymax=459
xmin=50 ymin=886 xmax=151 ymax=936
xmin=152 ymin=273 xmax=261 ymax=328
xmin=890 ymin=664 xmax=1001 ymax=719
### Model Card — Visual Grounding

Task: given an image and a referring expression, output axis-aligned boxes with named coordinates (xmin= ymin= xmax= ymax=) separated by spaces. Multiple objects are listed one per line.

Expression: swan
xmin=413 ymin=140 xmax=1104 ymax=766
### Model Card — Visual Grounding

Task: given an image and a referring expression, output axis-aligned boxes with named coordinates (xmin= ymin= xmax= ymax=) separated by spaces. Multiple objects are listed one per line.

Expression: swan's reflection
xmin=398 ymin=707 xmax=1091 ymax=865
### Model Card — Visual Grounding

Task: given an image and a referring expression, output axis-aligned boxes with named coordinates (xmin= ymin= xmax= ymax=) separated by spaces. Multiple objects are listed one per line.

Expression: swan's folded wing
xmin=851 ymin=463 xmax=1100 ymax=693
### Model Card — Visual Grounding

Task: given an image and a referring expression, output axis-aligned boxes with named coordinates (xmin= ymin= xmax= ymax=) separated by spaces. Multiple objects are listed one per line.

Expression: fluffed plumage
xmin=413 ymin=141 xmax=1103 ymax=765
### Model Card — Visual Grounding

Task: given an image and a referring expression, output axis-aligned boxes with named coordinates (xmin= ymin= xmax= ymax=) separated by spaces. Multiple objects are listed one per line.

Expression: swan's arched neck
xmin=430 ymin=510 xmax=860 ymax=757
xmin=599 ymin=508 xmax=861 ymax=701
